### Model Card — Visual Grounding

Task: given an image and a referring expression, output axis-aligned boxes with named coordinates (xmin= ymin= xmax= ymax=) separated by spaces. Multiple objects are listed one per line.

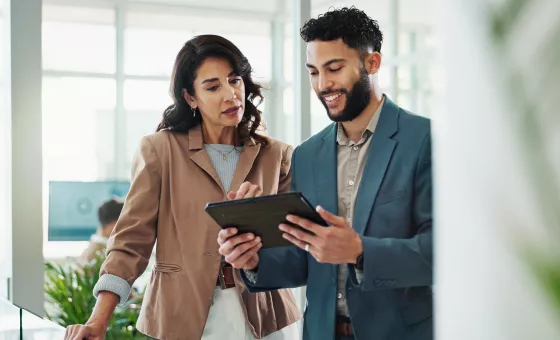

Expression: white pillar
xmin=435 ymin=0 xmax=560 ymax=339
xmin=292 ymin=0 xmax=311 ymax=144
xmin=10 ymin=0 xmax=44 ymax=315
xmin=268 ymin=9 xmax=285 ymax=141
xmin=387 ymin=0 xmax=399 ymax=99
xmin=0 ymin=0 xmax=12 ymax=300
xmin=115 ymin=3 xmax=127 ymax=179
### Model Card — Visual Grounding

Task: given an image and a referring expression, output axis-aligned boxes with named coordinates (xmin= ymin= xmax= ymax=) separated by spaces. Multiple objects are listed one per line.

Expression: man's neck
xmin=340 ymin=91 xmax=383 ymax=143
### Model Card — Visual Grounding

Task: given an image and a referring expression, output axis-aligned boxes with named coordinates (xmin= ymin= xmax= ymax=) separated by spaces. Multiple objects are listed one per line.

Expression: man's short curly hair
xmin=300 ymin=6 xmax=383 ymax=54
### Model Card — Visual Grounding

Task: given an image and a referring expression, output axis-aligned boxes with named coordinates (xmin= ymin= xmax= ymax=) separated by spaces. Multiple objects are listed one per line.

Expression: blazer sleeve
xmin=277 ymin=144 xmax=293 ymax=194
xmin=99 ymin=136 xmax=161 ymax=287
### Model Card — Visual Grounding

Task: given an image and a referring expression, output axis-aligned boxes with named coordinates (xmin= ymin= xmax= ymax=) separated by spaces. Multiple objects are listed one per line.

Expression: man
xmin=218 ymin=7 xmax=432 ymax=340
xmin=78 ymin=198 xmax=124 ymax=264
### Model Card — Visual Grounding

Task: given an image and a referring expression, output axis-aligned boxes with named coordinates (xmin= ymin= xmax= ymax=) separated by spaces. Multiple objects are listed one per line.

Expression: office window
xmin=124 ymin=79 xmax=170 ymax=164
xmin=42 ymin=77 xmax=116 ymax=181
xmin=124 ymin=79 xmax=170 ymax=112
xmin=125 ymin=11 xmax=193 ymax=77
xmin=284 ymin=23 xmax=294 ymax=83
xmin=226 ymin=34 xmax=271 ymax=82
xmin=42 ymin=5 xmax=116 ymax=74
xmin=194 ymin=18 xmax=271 ymax=81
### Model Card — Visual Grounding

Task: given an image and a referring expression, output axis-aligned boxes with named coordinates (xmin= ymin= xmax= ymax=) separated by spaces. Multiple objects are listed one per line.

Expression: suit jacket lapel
xmin=313 ymin=124 xmax=339 ymax=279
xmin=353 ymin=97 xmax=400 ymax=235
xmin=314 ymin=124 xmax=338 ymax=217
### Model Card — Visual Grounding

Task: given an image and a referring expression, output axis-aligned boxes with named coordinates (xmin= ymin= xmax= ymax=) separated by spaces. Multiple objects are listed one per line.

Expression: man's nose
xmin=318 ymin=74 xmax=333 ymax=93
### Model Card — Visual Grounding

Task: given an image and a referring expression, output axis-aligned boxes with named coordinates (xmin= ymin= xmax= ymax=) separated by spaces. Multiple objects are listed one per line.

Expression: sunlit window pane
xmin=125 ymin=11 xmax=193 ymax=77
xmin=124 ymin=79 xmax=171 ymax=111
xmin=42 ymin=77 xmax=116 ymax=181
xmin=125 ymin=110 xmax=162 ymax=170
xmin=124 ymin=79 xmax=171 ymax=168
xmin=42 ymin=5 xmax=116 ymax=73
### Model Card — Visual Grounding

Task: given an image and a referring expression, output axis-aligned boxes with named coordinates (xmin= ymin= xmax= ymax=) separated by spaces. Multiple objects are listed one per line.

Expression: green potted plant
xmin=44 ymin=251 xmax=150 ymax=339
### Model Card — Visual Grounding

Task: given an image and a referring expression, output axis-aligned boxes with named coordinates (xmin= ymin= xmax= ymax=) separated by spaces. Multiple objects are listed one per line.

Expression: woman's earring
xmin=192 ymin=107 xmax=196 ymax=118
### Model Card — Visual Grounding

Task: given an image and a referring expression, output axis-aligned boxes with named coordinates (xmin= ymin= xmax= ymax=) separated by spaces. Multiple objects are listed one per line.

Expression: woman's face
xmin=185 ymin=57 xmax=245 ymax=128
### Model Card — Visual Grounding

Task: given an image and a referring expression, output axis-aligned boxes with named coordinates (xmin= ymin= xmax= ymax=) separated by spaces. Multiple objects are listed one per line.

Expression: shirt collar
xmin=336 ymin=96 xmax=385 ymax=146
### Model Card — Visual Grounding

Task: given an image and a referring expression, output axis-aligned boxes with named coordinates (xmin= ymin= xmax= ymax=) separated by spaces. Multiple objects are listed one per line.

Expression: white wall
xmin=10 ymin=0 xmax=44 ymax=314
xmin=435 ymin=0 xmax=560 ymax=338
xmin=0 ymin=0 xmax=11 ymax=300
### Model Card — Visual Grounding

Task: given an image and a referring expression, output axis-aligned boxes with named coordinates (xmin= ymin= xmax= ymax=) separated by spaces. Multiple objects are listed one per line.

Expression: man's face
xmin=306 ymin=39 xmax=372 ymax=122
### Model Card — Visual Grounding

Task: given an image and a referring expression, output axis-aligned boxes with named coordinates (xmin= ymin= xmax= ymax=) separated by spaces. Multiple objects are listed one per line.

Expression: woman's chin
xmin=220 ymin=114 xmax=243 ymax=126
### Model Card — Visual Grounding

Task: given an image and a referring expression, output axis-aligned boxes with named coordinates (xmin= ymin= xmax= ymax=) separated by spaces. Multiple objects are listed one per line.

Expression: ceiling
xmin=44 ymin=0 xmax=436 ymax=28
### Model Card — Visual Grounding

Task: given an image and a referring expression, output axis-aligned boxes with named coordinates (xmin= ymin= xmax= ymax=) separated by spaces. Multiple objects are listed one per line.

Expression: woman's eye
xmin=208 ymin=86 xmax=219 ymax=92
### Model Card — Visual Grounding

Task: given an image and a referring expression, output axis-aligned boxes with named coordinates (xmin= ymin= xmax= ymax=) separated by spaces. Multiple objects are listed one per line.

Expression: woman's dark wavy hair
xmin=156 ymin=34 xmax=267 ymax=145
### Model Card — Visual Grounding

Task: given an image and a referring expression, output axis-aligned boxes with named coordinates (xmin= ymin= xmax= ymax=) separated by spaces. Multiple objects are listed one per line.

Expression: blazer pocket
xmin=374 ymin=189 xmax=406 ymax=207
xmin=401 ymin=293 xmax=433 ymax=326
xmin=153 ymin=263 xmax=182 ymax=273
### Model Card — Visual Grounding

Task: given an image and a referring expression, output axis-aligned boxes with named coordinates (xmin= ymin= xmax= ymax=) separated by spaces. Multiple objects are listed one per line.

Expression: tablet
xmin=205 ymin=192 xmax=328 ymax=249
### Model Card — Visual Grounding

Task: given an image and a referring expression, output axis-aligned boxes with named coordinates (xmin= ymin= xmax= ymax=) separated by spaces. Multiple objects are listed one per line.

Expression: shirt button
xmin=349 ymin=180 xmax=355 ymax=186
xmin=353 ymin=146 xmax=359 ymax=151
xmin=337 ymin=293 xmax=343 ymax=299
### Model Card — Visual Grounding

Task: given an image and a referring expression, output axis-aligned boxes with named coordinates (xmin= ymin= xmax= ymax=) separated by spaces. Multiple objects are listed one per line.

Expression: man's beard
xmin=318 ymin=69 xmax=371 ymax=122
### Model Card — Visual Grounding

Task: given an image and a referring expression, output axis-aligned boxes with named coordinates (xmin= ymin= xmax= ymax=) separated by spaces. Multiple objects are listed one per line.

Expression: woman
xmin=65 ymin=35 xmax=301 ymax=340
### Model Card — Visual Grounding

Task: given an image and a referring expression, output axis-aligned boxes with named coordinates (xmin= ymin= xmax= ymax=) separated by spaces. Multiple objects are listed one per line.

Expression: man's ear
xmin=364 ymin=52 xmax=382 ymax=75
xmin=182 ymin=88 xmax=197 ymax=109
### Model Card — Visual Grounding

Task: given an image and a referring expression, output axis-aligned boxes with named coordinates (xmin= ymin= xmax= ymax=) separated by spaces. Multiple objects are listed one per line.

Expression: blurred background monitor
xmin=48 ymin=181 xmax=130 ymax=241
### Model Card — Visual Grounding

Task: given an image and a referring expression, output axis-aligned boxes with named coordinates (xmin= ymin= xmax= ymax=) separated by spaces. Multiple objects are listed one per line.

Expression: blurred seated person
xmin=78 ymin=198 xmax=124 ymax=265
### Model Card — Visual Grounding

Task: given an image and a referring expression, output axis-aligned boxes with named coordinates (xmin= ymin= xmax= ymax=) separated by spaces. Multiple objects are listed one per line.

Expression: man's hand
xmin=218 ymin=228 xmax=261 ymax=270
xmin=218 ymin=182 xmax=263 ymax=270
xmin=279 ymin=206 xmax=363 ymax=264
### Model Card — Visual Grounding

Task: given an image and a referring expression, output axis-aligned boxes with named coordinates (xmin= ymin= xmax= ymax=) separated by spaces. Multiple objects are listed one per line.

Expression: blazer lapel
xmin=188 ymin=125 xmax=225 ymax=193
xmin=229 ymin=139 xmax=261 ymax=193
xmin=188 ymin=125 xmax=261 ymax=194
xmin=353 ymin=97 xmax=400 ymax=235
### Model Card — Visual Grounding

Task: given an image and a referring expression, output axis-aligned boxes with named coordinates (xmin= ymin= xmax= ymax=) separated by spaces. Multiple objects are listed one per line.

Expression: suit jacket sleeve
xmin=349 ymin=132 xmax=433 ymax=290
xmin=99 ymin=136 xmax=160 ymax=286
xmin=242 ymin=145 xmax=309 ymax=292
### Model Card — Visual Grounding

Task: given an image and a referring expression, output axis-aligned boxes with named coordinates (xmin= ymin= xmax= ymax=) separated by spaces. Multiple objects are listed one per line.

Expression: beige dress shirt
xmin=336 ymin=97 xmax=384 ymax=317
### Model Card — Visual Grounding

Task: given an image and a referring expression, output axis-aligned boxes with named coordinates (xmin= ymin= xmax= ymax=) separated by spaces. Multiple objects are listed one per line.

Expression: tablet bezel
xmin=205 ymin=192 xmax=328 ymax=248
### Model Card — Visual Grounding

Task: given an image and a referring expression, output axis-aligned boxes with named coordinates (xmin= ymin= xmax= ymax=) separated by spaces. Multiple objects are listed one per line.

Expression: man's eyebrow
xmin=322 ymin=58 xmax=346 ymax=67
xmin=306 ymin=58 xmax=346 ymax=69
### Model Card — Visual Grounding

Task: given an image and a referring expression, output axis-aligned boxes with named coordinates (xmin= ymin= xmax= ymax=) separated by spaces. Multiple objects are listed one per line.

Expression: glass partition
xmin=0 ymin=297 xmax=65 ymax=340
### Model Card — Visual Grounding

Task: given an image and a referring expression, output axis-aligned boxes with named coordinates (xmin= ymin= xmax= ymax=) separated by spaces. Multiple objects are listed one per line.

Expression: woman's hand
xmin=220 ymin=181 xmax=263 ymax=270
xmin=227 ymin=181 xmax=263 ymax=200
xmin=64 ymin=322 xmax=106 ymax=340
xmin=218 ymin=228 xmax=261 ymax=270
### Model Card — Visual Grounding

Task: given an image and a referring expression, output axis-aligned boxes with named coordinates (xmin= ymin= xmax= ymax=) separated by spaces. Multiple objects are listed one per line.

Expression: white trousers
xmin=201 ymin=287 xmax=301 ymax=340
